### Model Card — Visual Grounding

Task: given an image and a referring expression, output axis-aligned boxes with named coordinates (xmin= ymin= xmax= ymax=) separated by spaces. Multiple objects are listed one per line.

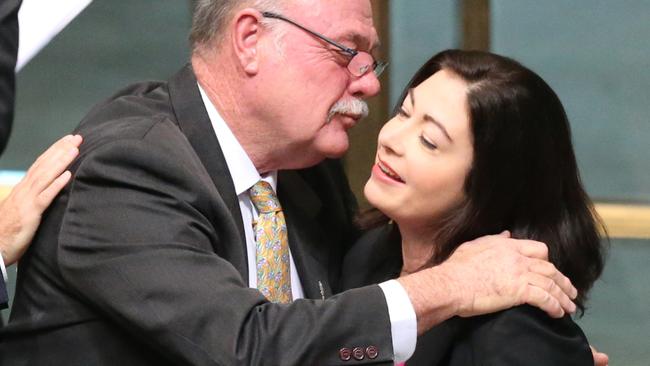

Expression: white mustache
xmin=327 ymin=99 xmax=369 ymax=123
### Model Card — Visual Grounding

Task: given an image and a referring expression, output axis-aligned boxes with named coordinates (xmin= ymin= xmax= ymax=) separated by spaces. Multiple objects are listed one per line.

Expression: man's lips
xmin=375 ymin=159 xmax=404 ymax=183
xmin=333 ymin=113 xmax=362 ymax=128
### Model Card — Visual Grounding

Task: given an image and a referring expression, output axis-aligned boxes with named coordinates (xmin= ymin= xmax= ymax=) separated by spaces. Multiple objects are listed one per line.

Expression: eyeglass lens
xmin=349 ymin=52 xmax=385 ymax=77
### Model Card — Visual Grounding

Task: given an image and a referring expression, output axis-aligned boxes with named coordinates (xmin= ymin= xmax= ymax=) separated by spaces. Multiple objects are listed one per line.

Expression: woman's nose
xmin=377 ymin=117 xmax=406 ymax=156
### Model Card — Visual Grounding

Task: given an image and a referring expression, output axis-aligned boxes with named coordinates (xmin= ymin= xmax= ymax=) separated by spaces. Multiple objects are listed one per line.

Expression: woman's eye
xmin=397 ymin=107 xmax=410 ymax=118
xmin=419 ymin=135 xmax=438 ymax=150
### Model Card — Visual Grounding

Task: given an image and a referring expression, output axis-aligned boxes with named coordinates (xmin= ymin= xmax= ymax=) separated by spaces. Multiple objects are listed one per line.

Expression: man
xmin=0 ymin=1 xmax=590 ymax=364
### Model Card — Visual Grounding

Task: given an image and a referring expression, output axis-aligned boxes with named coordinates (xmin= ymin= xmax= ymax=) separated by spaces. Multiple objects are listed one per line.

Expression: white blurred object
xmin=15 ymin=0 xmax=93 ymax=71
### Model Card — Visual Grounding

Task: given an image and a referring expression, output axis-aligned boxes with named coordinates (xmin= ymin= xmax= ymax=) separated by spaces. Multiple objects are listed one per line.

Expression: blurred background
xmin=1 ymin=1 xmax=648 ymax=364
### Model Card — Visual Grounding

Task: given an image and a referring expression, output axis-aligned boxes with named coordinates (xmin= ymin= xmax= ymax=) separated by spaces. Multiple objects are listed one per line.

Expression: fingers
xmin=37 ymin=171 xmax=72 ymax=208
xmin=521 ymin=259 xmax=577 ymax=317
xmin=523 ymin=285 xmax=565 ymax=318
xmin=497 ymin=230 xmax=511 ymax=238
xmin=530 ymin=260 xmax=578 ymax=300
xmin=25 ymin=135 xmax=81 ymax=194
xmin=515 ymin=239 xmax=549 ymax=260
xmin=440 ymin=234 xmax=579 ymax=320
xmin=590 ymin=346 xmax=609 ymax=366
xmin=0 ymin=135 xmax=80 ymax=266
xmin=514 ymin=240 xmax=578 ymax=317
xmin=524 ymin=271 xmax=576 ymax=317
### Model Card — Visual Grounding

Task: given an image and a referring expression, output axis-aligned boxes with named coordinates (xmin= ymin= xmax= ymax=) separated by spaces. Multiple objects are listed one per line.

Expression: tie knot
xmin=250 ymin=181 xmax=282 ymax=213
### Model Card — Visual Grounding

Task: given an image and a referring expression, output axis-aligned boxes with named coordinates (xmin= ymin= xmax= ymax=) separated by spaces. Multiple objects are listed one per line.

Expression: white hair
xmin=190 ymin=0 xmax=288 ymax=51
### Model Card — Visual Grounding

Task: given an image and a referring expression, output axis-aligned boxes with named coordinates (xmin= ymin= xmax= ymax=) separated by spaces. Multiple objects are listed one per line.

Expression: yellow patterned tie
xmin=250 ymin=181 xmax=292 ymax=303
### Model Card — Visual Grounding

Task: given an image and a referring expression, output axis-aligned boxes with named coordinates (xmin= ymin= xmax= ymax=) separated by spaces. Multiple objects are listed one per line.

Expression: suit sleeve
xmin=471 ymin=306 xmax=593 ymax=366
xmin=57 ymin=120 xmax=395 ymax=366
xmin=0 ymin=0 xmax=21 ymax=154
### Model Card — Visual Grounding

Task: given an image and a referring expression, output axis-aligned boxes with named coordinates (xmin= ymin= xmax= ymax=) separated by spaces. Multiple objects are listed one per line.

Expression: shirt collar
xmin=197 ymin=83 xmax=277 ymax=195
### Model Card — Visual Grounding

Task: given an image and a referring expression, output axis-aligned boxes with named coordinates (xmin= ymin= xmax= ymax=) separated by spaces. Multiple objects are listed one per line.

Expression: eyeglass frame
xmin=261 ymin=11 xmax=388 ymax=77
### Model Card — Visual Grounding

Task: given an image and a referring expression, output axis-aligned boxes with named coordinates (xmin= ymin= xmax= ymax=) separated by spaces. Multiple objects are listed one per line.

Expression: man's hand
xmin=398 ymin=231 xmax=578 ymax=334
xmin=0 ymin=134 xmax=81 ymax=266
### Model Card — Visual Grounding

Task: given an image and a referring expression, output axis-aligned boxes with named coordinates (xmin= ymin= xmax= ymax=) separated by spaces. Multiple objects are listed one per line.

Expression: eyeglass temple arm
xmin=261 ymin=11 xmax=358 ymax=56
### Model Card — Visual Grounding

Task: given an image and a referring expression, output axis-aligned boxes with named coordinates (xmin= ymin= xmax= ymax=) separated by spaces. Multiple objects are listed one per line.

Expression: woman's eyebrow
xmin=410 ymin=89 xmax=453 ymax=142
xmin=423 ymin=114 xmax=453 ymax=142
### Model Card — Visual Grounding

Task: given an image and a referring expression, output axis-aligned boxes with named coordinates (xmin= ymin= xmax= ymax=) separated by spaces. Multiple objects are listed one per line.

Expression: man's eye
xmin=419 ymin=135 xmax=438 ymax=150
xmin=334 ymin=49 xmax=354 ymax=62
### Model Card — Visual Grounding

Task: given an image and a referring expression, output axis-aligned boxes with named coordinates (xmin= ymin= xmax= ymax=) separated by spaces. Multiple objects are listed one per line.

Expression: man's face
xmin=257 ymin=0 xmax=381 ymax=168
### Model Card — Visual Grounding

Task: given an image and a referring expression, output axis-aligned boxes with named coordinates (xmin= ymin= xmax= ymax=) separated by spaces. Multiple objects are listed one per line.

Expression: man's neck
xmin=191 ymin=51 xmax=281 ymax=174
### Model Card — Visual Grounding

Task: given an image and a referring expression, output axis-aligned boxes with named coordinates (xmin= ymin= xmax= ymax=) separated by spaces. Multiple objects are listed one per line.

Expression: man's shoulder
xmin=70 ymin=76 xmax=194 ymax=161
xmin=77 ymin=79 xmax=175 ymax=138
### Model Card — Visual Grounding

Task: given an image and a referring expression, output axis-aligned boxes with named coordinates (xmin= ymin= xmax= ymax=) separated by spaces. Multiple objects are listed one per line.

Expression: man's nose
xmin=348 ymin=70 xmax=381 ymax=99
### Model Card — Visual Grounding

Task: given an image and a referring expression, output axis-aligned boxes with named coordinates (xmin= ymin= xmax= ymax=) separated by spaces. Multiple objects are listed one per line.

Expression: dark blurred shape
xmin=0 ymin=0 xmax=21 ymax=155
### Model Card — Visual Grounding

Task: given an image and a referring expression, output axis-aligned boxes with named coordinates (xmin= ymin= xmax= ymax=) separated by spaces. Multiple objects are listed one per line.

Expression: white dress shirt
xmin=1 ymin=257 xmax=7 ymax=282
xmin=197 ymin=84 xmax=416 ymax=363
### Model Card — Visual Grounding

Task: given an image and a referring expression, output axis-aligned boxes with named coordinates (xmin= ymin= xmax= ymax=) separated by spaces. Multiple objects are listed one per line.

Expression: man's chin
xmin=321 ymin=139 xmax=350 ymax=160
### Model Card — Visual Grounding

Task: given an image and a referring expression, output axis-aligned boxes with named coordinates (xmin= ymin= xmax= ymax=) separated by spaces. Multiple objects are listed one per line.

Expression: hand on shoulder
xmin=398 ymin=231 xmax=578 ymax=334
xmin=0 ymin=135 xmax=81 ymax=265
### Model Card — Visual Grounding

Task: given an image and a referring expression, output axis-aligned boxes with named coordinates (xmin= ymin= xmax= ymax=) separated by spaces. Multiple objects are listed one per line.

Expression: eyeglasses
xmin=261 ymin=11 xmax=388 ymax=78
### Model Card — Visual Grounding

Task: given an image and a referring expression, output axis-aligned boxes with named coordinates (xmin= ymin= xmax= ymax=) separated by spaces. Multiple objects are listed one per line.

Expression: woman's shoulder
xmin=340 ymin=224 xmax=402 ymax=290
xmin=448 ymin=305 xmax=593 ymax=366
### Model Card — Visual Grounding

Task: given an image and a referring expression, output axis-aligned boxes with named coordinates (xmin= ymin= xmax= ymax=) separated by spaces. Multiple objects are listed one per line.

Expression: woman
xmin=342 ymin=50 xmax=605 ymax=365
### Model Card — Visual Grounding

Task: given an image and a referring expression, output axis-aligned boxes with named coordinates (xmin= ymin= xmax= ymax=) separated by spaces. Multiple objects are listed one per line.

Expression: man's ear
xmin=231 ymin=9 xmax=262 ymax=75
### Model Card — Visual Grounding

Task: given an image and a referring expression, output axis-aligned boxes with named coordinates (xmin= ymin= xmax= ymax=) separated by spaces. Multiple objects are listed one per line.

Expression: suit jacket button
xmin=352 ymin=347 xmax=365 ymax=360
xmin=366 ymin=346 xmax=378 ymax=359
xmin=339 ymin=348 xmax=352 ymax=361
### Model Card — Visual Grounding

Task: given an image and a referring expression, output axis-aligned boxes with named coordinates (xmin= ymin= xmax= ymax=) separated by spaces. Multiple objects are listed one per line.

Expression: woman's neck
xmin=398 ymin=225 xmax=437 ymax=276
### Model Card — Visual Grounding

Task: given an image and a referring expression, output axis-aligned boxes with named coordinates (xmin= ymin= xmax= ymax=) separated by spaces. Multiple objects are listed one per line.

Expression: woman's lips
xmin=374 ymin=159 xmax=405 ymax=183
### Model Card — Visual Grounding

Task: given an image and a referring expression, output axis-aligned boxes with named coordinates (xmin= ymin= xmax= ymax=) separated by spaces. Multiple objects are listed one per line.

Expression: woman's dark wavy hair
xmin=360 ymin=49 xmax=606 ymax=312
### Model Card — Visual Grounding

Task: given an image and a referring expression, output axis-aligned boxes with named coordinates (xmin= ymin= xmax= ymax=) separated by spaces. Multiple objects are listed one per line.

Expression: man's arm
xmin=56 ymin=121 xmax=395 ymax=365
xmin=0 ymin=134 xmax=81 ymax=266
xmin=0 ymin=0 xmax=21 ymax=154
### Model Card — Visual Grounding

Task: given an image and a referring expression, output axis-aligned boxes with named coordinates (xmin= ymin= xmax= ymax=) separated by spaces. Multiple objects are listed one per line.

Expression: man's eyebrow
xmin=409 ymin=89 xmax=453 ymax=142
xmin=337 ymin=31 xmax=380 ymax=52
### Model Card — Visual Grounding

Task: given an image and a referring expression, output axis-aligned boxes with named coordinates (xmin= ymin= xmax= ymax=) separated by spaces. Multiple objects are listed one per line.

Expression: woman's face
xmin=364 ymin=69 xmax=474 ymax=231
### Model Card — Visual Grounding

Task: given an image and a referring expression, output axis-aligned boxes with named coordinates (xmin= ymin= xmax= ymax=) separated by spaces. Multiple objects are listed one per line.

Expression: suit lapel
xmin=277 ymin=170 xmax=334 ymax=300
xmin=167 ymin=65 xmax=248 ymax=282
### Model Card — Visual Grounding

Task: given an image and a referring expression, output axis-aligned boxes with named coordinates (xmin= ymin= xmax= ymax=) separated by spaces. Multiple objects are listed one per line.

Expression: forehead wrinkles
xmin=287 ymin=1 xmax=378 ymax=50
xmin=285 ymin=0 xmax=322 ymax=17
xmin=329 ymin=3 xmax=377 ymax=47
